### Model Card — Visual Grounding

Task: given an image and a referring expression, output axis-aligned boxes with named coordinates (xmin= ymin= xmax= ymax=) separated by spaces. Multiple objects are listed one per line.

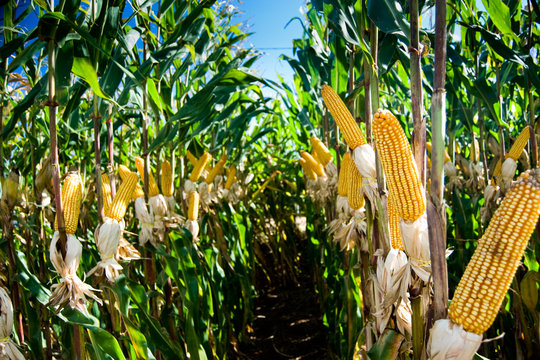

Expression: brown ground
xmin=236 ymin=273 xmax=329 ymax=359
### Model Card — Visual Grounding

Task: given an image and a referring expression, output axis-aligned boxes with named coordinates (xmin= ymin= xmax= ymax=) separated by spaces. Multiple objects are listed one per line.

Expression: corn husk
xmin=0 ymin=287 xmax=25 ymax=360
xmin=336 ymin=195 xmax=350 ymax=215
xmin=333 ymin=208 xmax=367 ymax=252
xmin=88 ymin=217 xmax=124 ymax=281
xmin=117 ymin=237 xmax=141 ymax=261
xmin=372 ymin=248 xmax=410 ymax=334
xmin=480 ymin=183 xmax=500 ymax=224
xmin=399 ymin=214 xmax=431 ymax=282
xmin=224 ymin=182 xmax=242 ymax=204
xmin=185 ymin=219 xmax=199 ymax=240
xmin=395 ymin=297 xmax=412 ymax=337
xmin=501 ymin=157 xmax=517 ymax=190
xmin=48 ymin=232 xmax=101 ymax=309
xmin=135 ymin=197 xmax=154 ymax=247
xmin=428 ymin=319 xmax=482 ymax=360
xmin=352 ymin=145 xmax=377 ymax=210
xmin=183 ymin=180 xmax=197 ymax=199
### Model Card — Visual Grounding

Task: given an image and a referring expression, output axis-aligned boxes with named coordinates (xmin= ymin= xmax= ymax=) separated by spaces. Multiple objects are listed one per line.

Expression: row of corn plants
xmin=0 ymin=0 xmax=290 ymax=358
xmin=281 ymin=0 xmax=540 ymax=358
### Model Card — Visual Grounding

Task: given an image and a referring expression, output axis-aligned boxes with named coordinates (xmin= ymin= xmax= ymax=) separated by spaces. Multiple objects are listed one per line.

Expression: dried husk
xmin=428 ymin=319 xmax=482 ymax=360
xmin=88 ymin=217 xmax=124 ymax=281
xmin=399 ymin=214 xmax=431 ymax=282
xmin=333 ymin=208 xmax=367 ymax=252
xmin=135 ymin=197 xmax=154 ymax=247
xmin=48 ymin=232 xmax=101 ymax=309
xmin=0 ymin=287 xmax=25 ymax=360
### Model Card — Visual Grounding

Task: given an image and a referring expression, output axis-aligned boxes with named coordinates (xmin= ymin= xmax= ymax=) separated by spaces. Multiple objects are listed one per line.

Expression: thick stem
xmin=410 ymin=0 xmax=426 ymax=186
xmin=364 ymin=57 xmax=373 ymax=143
xmin=48 ymin=30 xmax=66 ymax=257
xmin=369 ymin=22 xmax=379 ymax=111
xmin=107 ymin=107 xmax=116 ymax=197
xmin=529 ymin=85 xmax=537 ymax=167
xmin=428 ymin=0 xmax=449 ymax=323
xmin=93 ymin=108 xmax=103 ymax=221
xmin=0 ymin=60 xmax=7 ymax=177
xmin=411 ymin=295 xmax=424 ymax=360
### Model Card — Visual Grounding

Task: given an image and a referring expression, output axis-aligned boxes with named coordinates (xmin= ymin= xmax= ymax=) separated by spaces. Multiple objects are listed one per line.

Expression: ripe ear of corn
xmin=188 ymin=191 xmax=200 ymax=221
xmin=161 ymin=160 xmax=174 ymax=197
xmin=321 ymin=85 xmax=366 ymax=149
xmin=448 ymin=169 xmax=540 ymax=334
xmin=101 ymin=173 xmax=113 ymax=216
xmin=493 ymin=127 xmax=530 ymax=180
xmin=190 ymin=152 xmax=212 ymax=182
xmin=310 ymin=136 xmax=333 ymax=165
xmin=347 ymin=159 xmax=365 ymax=210
xmin=107 ymin=172 xmax=138 ymax=221
xmin=135 ymin=157 xmax=160 ymax=197
xmin=300 ymin=151 xmax=325 ymax=177
xmin=119 ymin=165 xmax=144 ymax=199
xmin=225 ymin=166 xmax=237 ymax=190
xmin=300 ymin=158 xmax=317 ymax=181
xmin=337 ymin=152 xmax=352 ymax=196
xmin=186 ymin=150 xmax=198 ymax=166
xmin=387 ymin=196 xmax=403 ymax=250
xmin=206 ymin=157 xmax=226 ymax=184
xmin=55 ymin=172 xmax=83 ymax=234
xmin=507 ymin=126 xmax=530 ymax=160
xmin=373 ymin=109 xmax=425 ymax=221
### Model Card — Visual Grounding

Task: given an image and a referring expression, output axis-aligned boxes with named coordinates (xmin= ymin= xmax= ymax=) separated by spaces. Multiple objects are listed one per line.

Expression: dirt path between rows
xmin=237 ymin=274 xmax=329 ymax=359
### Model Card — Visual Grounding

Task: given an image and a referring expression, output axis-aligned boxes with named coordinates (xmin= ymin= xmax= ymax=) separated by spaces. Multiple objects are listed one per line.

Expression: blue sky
xmin=232 ymin=0 xmax=306 ymax=85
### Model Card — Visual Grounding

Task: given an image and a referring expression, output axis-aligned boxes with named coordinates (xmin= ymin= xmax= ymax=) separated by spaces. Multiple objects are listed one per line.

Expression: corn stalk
xmin=410 ymin=0 xmax=425 ymax=185
xmin=428 ymin=0 xmax=449 ymax=325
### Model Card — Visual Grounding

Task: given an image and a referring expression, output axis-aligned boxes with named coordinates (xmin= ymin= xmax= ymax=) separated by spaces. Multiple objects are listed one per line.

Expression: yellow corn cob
xmin=321 ymin=85 xmax=366 ymax=149
xmin=225 ymin=166 xmax=237 ymax=190
xmin=101 ymin=173 xmax=113 ymax=216
xmin=107 ymin=172 xmax=138 ymax=221
xmin=119 ymin=164 xmax=144 ymax=199
xmin=492 ymin=159 xmax=503 ymax=179
xmin=206 ymin=157 xmax=226 ymax=184
xmin=347 ymin=160 xmax=365 ymax=210
xmin=492 ymin=127 xmax=530 ymax=180
xmin=373 ymin=109 xmax=425 ymax=221
xmin=135 ymin=157 xmax=160 ymax=197
xmin=300 ymin=158 xmax=317 ymax=181
xmin=161 ymin=160 xmax=174 ymax=197
xmin=190 ymin=152 xmax=212 ymax=182
xmin=310 ymin=136 xmax=333 ymax=165
xmin=337 ymin=152 xmax=352 ymax=196
xmin=300 ymin=151 xmax=325 ymax=177
xmin=188 ymin=191 xmax=200 ymax=221
xmin=55 ymin=172 xmax=83 ymax=234
xmin=387 ymin=196 xmax=403 ymax=250
xmin=311 ymin=149 xmax=321 ymax=165
xmin=507 ymin=126 xmax=530 ymax=160
xmin=448 ymin=169 xmax=540 ymax=334
xmin=186 ymin=150 xmax=198 ymax=167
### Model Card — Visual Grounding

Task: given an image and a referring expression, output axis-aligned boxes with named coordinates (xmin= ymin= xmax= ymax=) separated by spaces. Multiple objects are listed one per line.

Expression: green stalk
xmin=428 ymin=0 xmax=449 ymax=323
xmin=411 ymin=295 xmax=424 ymax=360
xmin=528 ymin=83 xmax=537 ymax=168
xmin=93 ymin=96 xmax=104 ymax=221
xmin=410 ymin=0 xmax=426 ymax=185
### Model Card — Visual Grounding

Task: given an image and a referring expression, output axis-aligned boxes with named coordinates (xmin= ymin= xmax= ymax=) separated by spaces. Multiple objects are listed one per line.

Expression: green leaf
xmin=72 ymin=57 xmax=109 ymax=99
xmin=481 ymin=0 xmax=520 ymax=43
xmin=367 ymin=0 xmax=410 ymax=40
xmin=367 ymin=329 xmax=404 ymax=359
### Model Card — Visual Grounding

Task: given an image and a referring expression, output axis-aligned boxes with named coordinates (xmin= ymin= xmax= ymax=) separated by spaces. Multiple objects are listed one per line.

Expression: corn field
xmin=1 ymin=0 xmax=540 ymax=359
